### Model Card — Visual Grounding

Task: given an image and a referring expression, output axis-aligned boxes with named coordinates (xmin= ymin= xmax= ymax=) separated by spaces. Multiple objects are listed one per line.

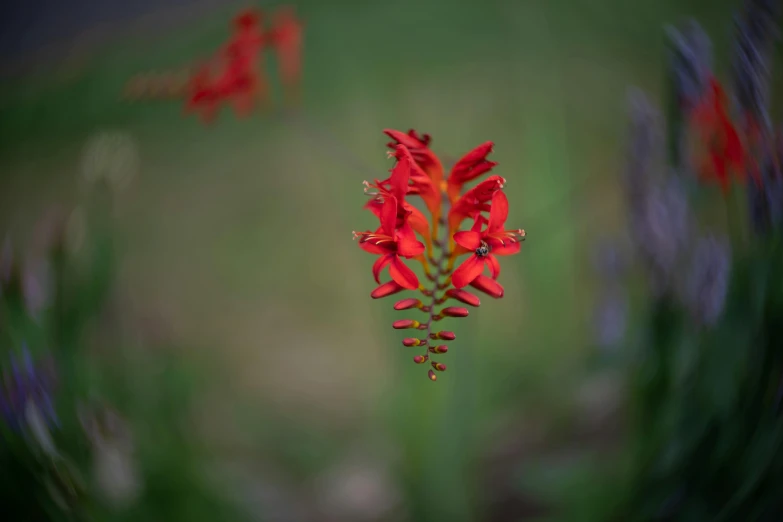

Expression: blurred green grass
xmin=0 ymin=0 xmax=748 ymax=520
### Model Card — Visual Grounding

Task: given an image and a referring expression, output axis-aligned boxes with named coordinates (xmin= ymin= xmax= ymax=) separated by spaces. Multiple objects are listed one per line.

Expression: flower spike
xmin=354 ymin=130 xmax=527 ymax=380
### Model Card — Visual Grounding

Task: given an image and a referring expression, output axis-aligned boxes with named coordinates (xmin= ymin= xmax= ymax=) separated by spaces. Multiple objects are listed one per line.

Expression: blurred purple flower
xmin=1 ymin=345 xmax=59 ymax=433
xmin=21 ymin=257 xmax=53 ymax=319
xmin=666 ymin=20 xmax=713 ymax=111
xmin=683 ymin=235 xmax=732 ymax=328
xmin=593 ymin=286 xmax=628 ymax=349
xmin=632 ymin=176 xmax=692 ymax=298
xmin=748 ymin=140 xmax=783 ymax=233
xmin=731 ymin=0 xmax=781 ymax=128
xmin=624 ymin=89 xmax=663 ymax=205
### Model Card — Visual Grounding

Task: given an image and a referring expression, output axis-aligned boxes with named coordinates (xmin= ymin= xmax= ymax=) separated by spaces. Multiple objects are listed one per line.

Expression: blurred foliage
xmin=0 ymin=0 xmax=781 ymax=521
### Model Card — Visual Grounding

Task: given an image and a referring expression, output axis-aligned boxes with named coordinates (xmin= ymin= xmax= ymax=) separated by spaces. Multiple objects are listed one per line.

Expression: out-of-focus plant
xmin=353 ymin=130 xmax=527 ymax=381
xmin=585 ymin=1 xmax=783 ymax=520
xmin=1 ymin=130 xmax=248 ymax=522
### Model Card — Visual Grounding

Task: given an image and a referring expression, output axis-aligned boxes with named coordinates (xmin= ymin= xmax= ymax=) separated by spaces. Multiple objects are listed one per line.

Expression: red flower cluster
xmin=353 ymin=130 xmax=526 ymax=381
xmin=185 ymin=6 xmax=304 ymax=124
xmin=689 ymin=76 xmax=760 ymax=192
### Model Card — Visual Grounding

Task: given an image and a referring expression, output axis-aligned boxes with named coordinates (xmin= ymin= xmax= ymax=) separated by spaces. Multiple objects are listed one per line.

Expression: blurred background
xmin=0 ymin=0 xmax=779 ymax=521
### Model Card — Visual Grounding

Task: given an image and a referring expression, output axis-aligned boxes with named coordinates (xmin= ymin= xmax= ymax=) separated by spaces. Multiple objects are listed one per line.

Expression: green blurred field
xmin=0 ymin=0 xmax=745 ymax=520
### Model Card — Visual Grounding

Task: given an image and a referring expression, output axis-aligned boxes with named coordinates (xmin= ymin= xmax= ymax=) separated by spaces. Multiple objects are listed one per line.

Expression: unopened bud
xmin=441 ymin=307 xmax=469 ymax=318
xmin=469 ymin=275 xmax=504 ymax=298
xmin=428 ymin=370 xmax=437 ymax=381
xmin=431 ymin=362 xmax=447 ymax=372
xmin=402 ymin=338 xmax=424 ymax=347
xmin=413 ymin=354 xmax=429 ymax=364
xmin=430 ymin=331 xmax=456 ymax=340
xmin=394 ymin=298 xmax=422 ymax=310
xmin=371 ymin=281 xmax=404 ymax=299
xmin=444 ymin=289 xmax=481 ymax=307
xmin=393 ymin=319 xmax=420 ymax=329
xmin=428 ymin=345 xmax=448 ymax=354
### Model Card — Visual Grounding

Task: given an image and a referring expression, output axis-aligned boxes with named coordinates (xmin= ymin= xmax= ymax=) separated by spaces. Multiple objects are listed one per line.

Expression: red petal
xmin=384 ymin=129 xmax=427 ymax=150
xmin=469 ymin=275 xmax=504 ymax=298
xmin=396 ymin=223 xmax=425 ymax=258
xmin=389 ymin=146 xmax=412 ymax=202
xmin=451 ymin=255 xmax=484 ymax=289
xmin=372 ymin=254 xmax=393 ymax=284
xmin=359 ymin=241 xmax=390 ymax=255
xmin=371 ymin=281 xmax=404 ymax=299
xmin=488 ymin=191 xmax=509 ymax=232
xmin=405 ymin=204 xmax=431 ymax=241
xmin=454 ymin=231 xmax=481 ymax=250
xmin=487 ymin=254 xmax=501 ymax=279
xmin=490 ymin=240 xmax=521 ymax=256
xmin=381 ymin=196 xmax=397 ymax=236
xmin=389 ymin=256 xmax=419 ymax=289
xmin=449 ymin=141 xmax=496 ymax=184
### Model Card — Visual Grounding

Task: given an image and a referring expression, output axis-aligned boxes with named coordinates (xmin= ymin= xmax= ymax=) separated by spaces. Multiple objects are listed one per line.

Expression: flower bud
xmin=393 ymin=319 xmax=420 ymax=330
xmin=469 ymin=275 xmax=504 ymax=298
xmin=413 ymin=354 xmax=429 ymax=364
xmin=394 ymin=298 xmax=422 ymax=310
xmin=430 ymin=331 xmax=456 ymax=340
xmin=428 ymin=345 xmax=448 ymax=354
xmin=440 ymin=307 xmax=469 ymax=318
xmin=371 ymin=281 xmax=404 ymax=299
xmin=444 ymin=289 xmax=481 ymax=307
xmin=402 ymin=338 xmax=424 ymax=347
xmin=428 ymin=370 xmax=437 ymax=381
xmin=431 ymin=362 xmax=447 ymax=372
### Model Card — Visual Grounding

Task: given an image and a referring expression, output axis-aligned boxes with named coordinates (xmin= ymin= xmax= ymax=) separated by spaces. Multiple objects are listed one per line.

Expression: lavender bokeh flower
xmin=683 ymin=235 xmax=732 ymax=328
xmin=749 ymin=141 xmax=783 ymax=233
xmin=624 ymin=89 xmax=664 ymax=205
xmin=633 ymin=175 xmax=692 ymax=298
xmin=1 ymin=345 xmax=59 ymax=433
xmin=593 ymin=286 xmax=628 ymax=350
xmin=666 ymin=20 xmax=713 ymax=112
xmin=731 ymin=0 xmax=781 ymax=129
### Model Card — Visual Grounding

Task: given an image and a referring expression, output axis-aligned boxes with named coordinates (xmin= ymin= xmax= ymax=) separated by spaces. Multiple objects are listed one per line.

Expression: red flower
xmin=269 ymin=6 xmax=305 ymax=105
xmin=353 ymin=196 xmax=425 ymax=289
xmin=451 ymin=191 xmax=524 ymax=289
xmin=690 ymin=77 xmax=750 ymax=192
xmin=364 ymin=146 xmax=433 ymax=253
xmin=445 ymin=142 xmax=497 ymax=203
xmin=447 ymin=175 xmax=506 ymax=235
xmin=384 ymin=129 xmax=444 ymax=188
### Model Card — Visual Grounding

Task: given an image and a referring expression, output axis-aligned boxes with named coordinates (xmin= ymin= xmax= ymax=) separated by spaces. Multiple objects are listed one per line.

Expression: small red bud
xmin=445 ymin=289 xmax=481 ymax=307
xmin=441 ymin=307 xmax=469 ymax=318
xmin=431 ymin=362 xmax=447 ymax=372
xmin=428 ymin=345 xmax=448 ymax=354
xmin=469 ymin=275 xmax=504 ymax=298
xmin=413 ymin=354 xmax=429 ymax=364
xmin=402 ymin=338 xmax=424 ymax=347
xmin=393 ymin=319 xmax=420 ymax=329
xmin=430 ymin=331 xmax=456 ymax=340
xmin=394 ymin=298 xmax=422 ymax=310
xmin=428 ymin=370 xmax=437 ymax=381
xmin=372 ymin=281 xmax=405 ymax=299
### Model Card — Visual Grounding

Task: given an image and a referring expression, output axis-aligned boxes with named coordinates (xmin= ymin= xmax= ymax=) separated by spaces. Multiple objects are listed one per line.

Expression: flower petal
xmin=405 ymin=204 xmax=431 ymax=241
xmin=389 ymin=256 xmax=419 ymax=289
xmin=490 ymin=240 xmax=521 ymax=256
xmin=451 ymin=255 xmax=484 ymax=289
xmin=486 ymin=254 xmax=501 ymax=279
xmin=372 ymin=254 xmax=393 ymax=284
xmin=488 ymin=191 xmax=509 ymax=232
xmin=389 ymin=146 xmax=412 ymax=202
xmin=454 ymin=231 xmax=481 ymax=250
xmin=396 ymin=223 xmax=426 ymax=257
xmin=381 ymin=196 xmax=397 ymax=236
xmin=449 ymin=141 xmax=496 ymax=184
